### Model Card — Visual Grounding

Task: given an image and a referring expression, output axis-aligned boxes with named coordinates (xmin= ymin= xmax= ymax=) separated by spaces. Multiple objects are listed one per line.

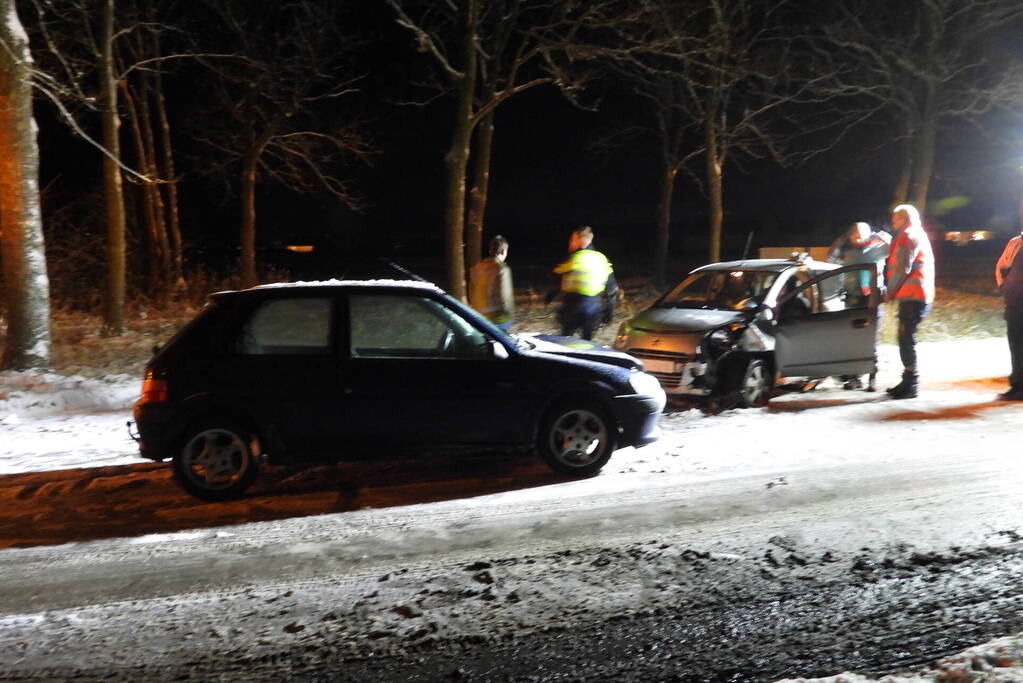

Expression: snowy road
xmin=2 ymin=338 xmax=1023 ymax=680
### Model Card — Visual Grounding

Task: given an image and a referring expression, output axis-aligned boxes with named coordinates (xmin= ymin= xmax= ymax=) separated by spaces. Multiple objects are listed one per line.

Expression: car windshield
xmin=658 ymin=270 xmax=779 ymax=311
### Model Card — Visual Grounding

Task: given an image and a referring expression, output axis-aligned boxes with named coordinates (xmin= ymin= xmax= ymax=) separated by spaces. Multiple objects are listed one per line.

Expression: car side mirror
xmin=488 ymin=339 xmax=509 ymax=360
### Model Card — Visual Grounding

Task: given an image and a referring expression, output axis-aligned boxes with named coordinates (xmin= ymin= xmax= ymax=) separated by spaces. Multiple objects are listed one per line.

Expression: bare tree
xmin=593 ymin=0 xmax=818 ymax=264
xmin=821 ymin=0 xmax=1023 ymax=211
xmin=24 ymin=0 xmax=188 ymax=332
xmin=190 ymin=0 xmax=372 ymax=287
xmin=386 ymin=0 xmax=604 ymax=298
xmin=0 ymin=0 xmax=52 ymax=369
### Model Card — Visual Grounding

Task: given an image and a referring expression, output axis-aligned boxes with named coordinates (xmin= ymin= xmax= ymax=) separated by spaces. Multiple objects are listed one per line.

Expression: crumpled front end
xmin=614 ymin=314 xmax=772 ymax=397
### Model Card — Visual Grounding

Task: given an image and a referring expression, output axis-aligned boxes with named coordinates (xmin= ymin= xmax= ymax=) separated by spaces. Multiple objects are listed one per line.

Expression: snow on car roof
xmin=253 ymin=278 xmax=441 ymax=291
xmin=207 ymin=279 xmax=445 ymax=297
xmin=693 ymin=258 xmax=838 ymax=274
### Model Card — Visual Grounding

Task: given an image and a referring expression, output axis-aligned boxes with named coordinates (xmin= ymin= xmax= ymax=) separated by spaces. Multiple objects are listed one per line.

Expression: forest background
xmin=1 ymin=0 xmax=1022 ymax=370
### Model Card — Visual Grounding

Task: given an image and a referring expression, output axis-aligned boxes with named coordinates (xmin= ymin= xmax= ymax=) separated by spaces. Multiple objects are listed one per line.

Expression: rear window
xmin=237 ymin=297 xmax=333 ymax=355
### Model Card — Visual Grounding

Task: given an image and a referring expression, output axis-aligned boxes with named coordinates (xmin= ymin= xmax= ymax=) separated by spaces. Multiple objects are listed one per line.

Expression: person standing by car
xmin=827 ymin=222 xmax=891 ymax=390
xmin=469 ymin=235 xmax=515 ymax=332
xmin=994 ymin=228 xmax=1023 ymax=400
xmin=547 ymin=226 xmax=618 ymax=340
xmin=884 ymin=204 xmax=935 ymax=399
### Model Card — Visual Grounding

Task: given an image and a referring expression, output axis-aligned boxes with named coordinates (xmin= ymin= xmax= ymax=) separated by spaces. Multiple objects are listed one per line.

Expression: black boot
xmin=887 ymin=370 xmax=918 ymax=399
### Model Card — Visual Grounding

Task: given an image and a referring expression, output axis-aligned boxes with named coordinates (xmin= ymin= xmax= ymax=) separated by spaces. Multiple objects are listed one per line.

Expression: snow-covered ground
xmin=2 ymin=337 xmax=1023 ymax=680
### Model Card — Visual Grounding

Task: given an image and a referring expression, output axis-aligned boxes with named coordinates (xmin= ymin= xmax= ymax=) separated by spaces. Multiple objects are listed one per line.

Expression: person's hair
xmin=850 ymin=222 xmax=871 ymax=241
xmin=489 ymin=234 xmax=508 ymax=256
xmin=573 ymin=226 xmax=594 ymax=247
xmin=892 ymin=204 xmax=922 ymax=229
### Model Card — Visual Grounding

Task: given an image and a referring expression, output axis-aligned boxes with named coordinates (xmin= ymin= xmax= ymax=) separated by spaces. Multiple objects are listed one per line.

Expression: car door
xmin=773 ymin=264 xmax=879 ymax=377
xmin=341 ymin=291 xmax=536 ymax=449
xmin=226 ymin=293 xmax=345 ymax=456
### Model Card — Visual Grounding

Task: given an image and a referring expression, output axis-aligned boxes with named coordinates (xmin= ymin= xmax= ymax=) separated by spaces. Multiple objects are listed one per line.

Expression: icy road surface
xmin=1 ymin=339 xmax=1023 ymax=681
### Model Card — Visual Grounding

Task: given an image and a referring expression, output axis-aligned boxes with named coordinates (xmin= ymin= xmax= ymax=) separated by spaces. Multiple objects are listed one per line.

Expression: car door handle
xmin=852 ymin=318 xmax=870 ymax=329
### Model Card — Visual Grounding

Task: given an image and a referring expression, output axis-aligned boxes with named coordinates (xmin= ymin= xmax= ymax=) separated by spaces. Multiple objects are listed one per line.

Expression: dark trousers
xmin=1007 ymin=310 xmax=1023 ymax=392
xmin=558 ymin=293 xmax=602 ymax=340
xmin=897 ymin=299 xmax=931 ymax=370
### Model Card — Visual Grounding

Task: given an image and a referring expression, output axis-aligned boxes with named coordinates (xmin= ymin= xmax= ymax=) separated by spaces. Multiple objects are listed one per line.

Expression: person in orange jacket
xmin=884 ymin=204 xmax=935 ymax=399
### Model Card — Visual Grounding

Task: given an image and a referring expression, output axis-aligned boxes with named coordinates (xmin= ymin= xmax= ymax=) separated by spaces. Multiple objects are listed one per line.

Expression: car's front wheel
xmin=735 ymin=358 xmax=772 ymax=408
xmin=537 ymin=401 xmax=615 ymax=477
xmin=172 ymin=419 xmax=261 ymax=501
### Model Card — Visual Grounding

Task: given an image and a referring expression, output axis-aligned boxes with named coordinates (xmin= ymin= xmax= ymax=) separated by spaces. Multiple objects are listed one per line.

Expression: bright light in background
xmin=285 ymin=245 xmax=314 ymax=253
xmin=944 ymin=230 xmax=994 ymax=245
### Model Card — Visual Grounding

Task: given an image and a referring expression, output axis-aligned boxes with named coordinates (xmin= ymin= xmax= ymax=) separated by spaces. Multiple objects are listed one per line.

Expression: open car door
xmin=773 ymin=264 xmax=879 ymax=378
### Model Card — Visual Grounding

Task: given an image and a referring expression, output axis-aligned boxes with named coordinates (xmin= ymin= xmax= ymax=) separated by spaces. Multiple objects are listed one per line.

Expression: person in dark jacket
xmin=827 ymin=222 xmax=891 ymax=390
xmin=995 ymin=229 xmax=1023 ymax=401
xmin=546 ymin=226 xmax=618 ymax=340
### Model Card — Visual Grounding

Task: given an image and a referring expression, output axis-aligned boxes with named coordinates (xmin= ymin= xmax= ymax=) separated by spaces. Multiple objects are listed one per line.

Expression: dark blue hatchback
xmin=132 ymin=280 xmax=665 ymax=501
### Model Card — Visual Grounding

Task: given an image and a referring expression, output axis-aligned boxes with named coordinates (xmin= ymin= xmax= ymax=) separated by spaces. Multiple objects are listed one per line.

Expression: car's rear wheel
xmin=537 ymin=401 xmax=615 ymax=477
xmin=736 ymin=358 xmax=772 ymax=408
xmin=172 ymin=419 xmax=260 ymax=501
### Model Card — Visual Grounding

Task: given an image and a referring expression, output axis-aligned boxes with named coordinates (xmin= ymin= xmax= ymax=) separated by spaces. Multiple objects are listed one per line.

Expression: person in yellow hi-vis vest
xmin=546 ymin=226 xmax=618 ymax=340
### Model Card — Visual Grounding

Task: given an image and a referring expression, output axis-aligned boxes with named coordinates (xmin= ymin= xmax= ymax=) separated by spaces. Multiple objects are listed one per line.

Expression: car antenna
xmin=741 ymin=230 xmax=754 ymax=260
xmin=379 ymin=258 xmax=428 ymax=282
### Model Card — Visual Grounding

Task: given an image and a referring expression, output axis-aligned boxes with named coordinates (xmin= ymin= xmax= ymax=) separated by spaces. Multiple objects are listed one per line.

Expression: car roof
xmin=209 ymin=278 xmax=445 ymax=301
xmin=690 ymin=257 xmax=839 ymax=275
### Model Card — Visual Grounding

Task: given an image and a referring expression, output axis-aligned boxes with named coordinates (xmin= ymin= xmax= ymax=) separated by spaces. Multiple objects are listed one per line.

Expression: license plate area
xmin=639 ymin=357 xmax=680 ymax=374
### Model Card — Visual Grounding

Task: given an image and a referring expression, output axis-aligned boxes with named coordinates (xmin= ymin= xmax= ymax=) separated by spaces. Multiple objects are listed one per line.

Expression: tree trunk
xmin=137 ymin=73 xmax=171 ymax=292
xmin=465 ymin=109 xmax=495 ymax=273
xmin=890 ymin=126 xmax=913 ymax=208
xmin=442 ymin=0 xmax=477 ymax=301
xmin=154 ymin=64 xmax=182 ymax=288
xmin=240 ymin=149 xmax=259 ymax=288
xmin=0 ymin=0 xmax=51 ymax=370
xmin=120 ymin=80 xmax=169 ymax=294
xmin=654 ymin=164 xmax=676 ymax=289
xmin=908 ymin=94 xmax=937 ymax=214
xmin=705 ymin=104 xmax=724 ymax=264
xmin=100 ymin=0 xmax=126 ymax=336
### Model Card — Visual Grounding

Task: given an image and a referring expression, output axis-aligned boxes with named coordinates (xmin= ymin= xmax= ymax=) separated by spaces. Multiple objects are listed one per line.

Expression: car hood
xmin=519 ymin=334 xmax=641 ymax=371
xmin=628 ymin=307 xmax=745 ymax=334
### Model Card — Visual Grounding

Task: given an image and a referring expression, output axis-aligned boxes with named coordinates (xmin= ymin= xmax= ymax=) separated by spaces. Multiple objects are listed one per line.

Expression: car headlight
xmin=629 ymin=370 xmax=663 ymax=396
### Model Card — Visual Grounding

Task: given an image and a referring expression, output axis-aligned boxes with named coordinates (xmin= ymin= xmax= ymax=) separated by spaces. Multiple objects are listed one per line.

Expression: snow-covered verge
xmin=1 ymin=337 xmax=1023 ymax=680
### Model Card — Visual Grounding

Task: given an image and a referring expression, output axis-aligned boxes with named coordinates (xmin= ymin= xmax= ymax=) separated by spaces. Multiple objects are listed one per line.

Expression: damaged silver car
xmin=613 ymin=255 xmax=881 ymax=407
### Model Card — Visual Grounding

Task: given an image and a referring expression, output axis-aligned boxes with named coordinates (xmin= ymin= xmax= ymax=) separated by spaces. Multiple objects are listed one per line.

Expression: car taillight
xmin=138 ymin=373 xmax=168 ymax=405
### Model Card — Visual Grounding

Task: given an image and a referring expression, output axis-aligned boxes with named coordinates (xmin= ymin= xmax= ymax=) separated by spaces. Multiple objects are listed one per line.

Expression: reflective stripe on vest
xmin=554 ymin=249 xmax=612 ymax=297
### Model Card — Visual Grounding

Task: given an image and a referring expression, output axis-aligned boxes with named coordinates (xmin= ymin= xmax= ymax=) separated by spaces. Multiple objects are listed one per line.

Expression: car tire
xmin=537 ymin=401 xmax=616 ymax=477
xmin=172 ymin=419 xmax=261 ymax=502
xmin=735 ymin=358 xmax=772 ymax=408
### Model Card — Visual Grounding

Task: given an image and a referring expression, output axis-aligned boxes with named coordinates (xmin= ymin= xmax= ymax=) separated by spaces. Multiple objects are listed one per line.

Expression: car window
xmin=237 ymin=297 xmax=333 ymax=355
xmin=348 ymin=293 xmax=489 ymax=359
xmin=660 ymin=270 xmax=778 ymax=311
xmin=815 ymin=266 xmax=874 ymax=311
xmin=778 ymin=272 xmax=815 ymax=317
